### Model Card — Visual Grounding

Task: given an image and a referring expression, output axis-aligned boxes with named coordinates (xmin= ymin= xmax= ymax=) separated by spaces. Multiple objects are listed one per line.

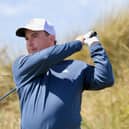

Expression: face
xmin=25 ymin=30 xmax=55 ymax=54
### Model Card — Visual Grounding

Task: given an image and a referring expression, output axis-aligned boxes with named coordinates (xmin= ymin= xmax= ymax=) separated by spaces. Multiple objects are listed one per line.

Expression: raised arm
xmin=76 ymin=31 xmax=114 ymax=90
xmin=12 ymin=41 xmax=82 ymax=85
xmin=83 ymin=42 xmax=114 ymax=90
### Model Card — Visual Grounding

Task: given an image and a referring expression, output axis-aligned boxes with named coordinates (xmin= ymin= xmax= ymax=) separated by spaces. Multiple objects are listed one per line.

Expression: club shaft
xmin=0 ymin=87 xmax=16 ymax=101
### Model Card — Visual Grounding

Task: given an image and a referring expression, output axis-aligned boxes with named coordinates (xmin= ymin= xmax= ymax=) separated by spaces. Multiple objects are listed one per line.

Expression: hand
xmin=75 ymin=35 xmax=85 ymax=44
xmin=83 ymin=31 xmax=99 ymax=47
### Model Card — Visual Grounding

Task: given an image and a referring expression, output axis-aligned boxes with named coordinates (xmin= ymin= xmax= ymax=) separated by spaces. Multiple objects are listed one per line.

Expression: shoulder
xmin=13 ymin=55 xmax=29 ymax=67
xmin=12 ymin=55 xmax=27 ymax=75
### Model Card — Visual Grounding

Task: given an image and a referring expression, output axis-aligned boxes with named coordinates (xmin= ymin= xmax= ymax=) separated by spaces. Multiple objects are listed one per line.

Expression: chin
xmin=28 ymin=50 xmax=37 ymax=54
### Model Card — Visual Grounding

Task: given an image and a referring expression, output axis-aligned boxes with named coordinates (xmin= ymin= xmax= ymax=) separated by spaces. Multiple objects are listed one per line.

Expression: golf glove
xmin=83 ymin=31 xmax=99 ymax=47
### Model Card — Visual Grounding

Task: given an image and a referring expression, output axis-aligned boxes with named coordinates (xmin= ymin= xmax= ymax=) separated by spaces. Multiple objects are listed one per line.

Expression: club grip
xmin=89 ymin=31 xmax=97 ymax=38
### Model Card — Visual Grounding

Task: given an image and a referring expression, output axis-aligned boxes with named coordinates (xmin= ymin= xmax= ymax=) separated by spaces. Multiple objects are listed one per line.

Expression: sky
xmin=0 ymin=0 xmax=129 ymax=56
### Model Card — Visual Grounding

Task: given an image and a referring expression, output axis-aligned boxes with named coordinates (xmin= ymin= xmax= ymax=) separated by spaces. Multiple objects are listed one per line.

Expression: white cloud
xmin=0 ymin=0 xmax=51 ymax=17
xmin=0 ymin=3 xmax=27 ymax=16
xmin=0 ymin=0 xmax=39 ymax=17
xmin=79 ymin=0 xmax=89 ymax=7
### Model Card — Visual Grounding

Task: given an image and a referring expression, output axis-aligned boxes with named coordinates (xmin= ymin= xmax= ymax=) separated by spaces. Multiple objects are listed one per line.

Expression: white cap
xmin=16 ymin=18 xmax=56 ymax=37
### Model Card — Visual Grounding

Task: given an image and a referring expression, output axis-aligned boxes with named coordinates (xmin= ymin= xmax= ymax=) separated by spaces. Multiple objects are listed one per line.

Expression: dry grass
xmin=0 ymin=8 xmax=129 ymax=129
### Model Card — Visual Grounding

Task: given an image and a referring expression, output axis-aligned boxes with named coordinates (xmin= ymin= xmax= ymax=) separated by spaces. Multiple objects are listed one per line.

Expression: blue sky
xmin=0 ymin=0 xmax=129 ymax=56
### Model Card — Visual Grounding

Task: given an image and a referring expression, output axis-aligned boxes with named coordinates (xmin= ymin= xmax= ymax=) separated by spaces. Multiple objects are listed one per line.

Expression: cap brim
xmin=16 ymin=28 xmax=27 ymax=37
xmin=16 ymin=27 xmax=45 ymax=37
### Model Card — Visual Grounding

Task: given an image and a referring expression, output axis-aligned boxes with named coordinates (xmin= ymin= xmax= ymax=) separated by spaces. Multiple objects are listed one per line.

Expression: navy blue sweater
xmin=12 ymin=41 xmax=114 ymax=129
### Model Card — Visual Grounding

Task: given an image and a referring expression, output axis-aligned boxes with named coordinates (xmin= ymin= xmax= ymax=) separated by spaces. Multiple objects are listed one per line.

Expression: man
xmin=12 ymin=18 xmax=114 ymax=129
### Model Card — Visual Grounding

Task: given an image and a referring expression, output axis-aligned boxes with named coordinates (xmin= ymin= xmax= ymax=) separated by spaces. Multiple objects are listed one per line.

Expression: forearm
xmin=46 ymin=40 xmax=82 ymax=67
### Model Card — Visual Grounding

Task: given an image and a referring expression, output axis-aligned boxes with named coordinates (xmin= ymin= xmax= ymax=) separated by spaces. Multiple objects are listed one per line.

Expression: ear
xmin=48 ymin=35 xmax=56 ymax=45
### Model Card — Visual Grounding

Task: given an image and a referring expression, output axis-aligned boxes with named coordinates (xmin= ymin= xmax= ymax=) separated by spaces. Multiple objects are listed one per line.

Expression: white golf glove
xmin=83 ymin=31 xmax=99 ymax=47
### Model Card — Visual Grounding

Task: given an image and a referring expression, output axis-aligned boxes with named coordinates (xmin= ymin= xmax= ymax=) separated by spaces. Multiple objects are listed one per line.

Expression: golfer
xmin=12 ymin=18 xmax=114 ymax=129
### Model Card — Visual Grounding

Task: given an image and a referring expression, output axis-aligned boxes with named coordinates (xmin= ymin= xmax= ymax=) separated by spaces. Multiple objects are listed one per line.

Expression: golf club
xmin=0 ymin=87 xmax=16 ymax=101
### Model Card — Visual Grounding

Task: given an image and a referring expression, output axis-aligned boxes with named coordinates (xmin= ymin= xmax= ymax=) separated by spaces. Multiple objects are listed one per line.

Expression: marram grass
xmin=0 ymin=8 xmax=129 ymax=129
